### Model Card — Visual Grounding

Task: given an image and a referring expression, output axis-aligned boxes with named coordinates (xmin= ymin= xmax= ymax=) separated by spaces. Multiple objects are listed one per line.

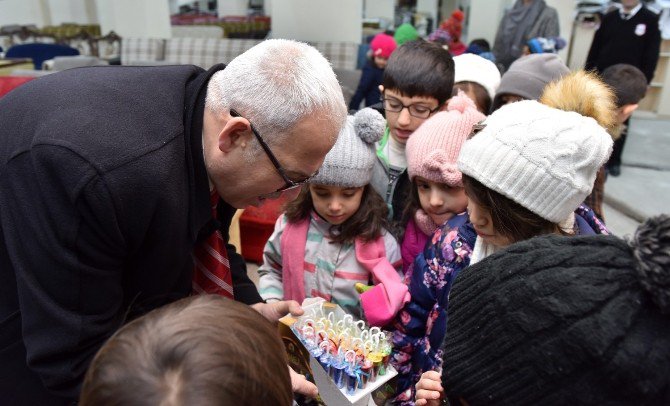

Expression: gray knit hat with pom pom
xmin=310 ymin=107 xmax=385 ymax=187
xmin=443 ymin=214 xmax=670 ymax=406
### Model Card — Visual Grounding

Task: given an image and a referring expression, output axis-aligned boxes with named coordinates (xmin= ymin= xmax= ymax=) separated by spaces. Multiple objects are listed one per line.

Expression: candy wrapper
xmin=279 ymin=298 xmax=397 ymax=405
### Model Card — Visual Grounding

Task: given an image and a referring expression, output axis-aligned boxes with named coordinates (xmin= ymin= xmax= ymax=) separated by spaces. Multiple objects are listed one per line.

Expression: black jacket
xmin=0 ymin=64 xmax=262 ymax=404
xmin=585 ymin=6 xmax=661 ymax=83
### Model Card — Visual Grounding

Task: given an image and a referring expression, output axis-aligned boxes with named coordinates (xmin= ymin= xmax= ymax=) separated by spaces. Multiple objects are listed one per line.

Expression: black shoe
xmin=609 ymin=164 xmax=621 ymax=177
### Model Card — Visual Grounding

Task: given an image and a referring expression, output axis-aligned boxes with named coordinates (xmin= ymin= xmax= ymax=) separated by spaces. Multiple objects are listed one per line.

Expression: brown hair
xmin=80 ymin=295 xmax=292 ymax=406
xmin=382 ymin=39 xmax=455 ymax=105
xmin=284 ymin=184 xmax=389 ymax=244
xmin=463 ymin=175 xmax=567 ymax=244
xmin=453 ymin=81 xmax=492 ymax=114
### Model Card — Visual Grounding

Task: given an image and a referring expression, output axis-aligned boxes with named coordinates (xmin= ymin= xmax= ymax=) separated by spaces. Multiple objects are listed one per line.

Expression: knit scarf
xmin=280 ymin=216 xmax=410 ymax=326
xmin=414 ymin=209 xmax=438 ymax=236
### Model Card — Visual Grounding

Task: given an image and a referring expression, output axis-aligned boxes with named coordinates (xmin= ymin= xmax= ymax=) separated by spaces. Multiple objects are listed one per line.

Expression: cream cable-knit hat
xmin=457 ymin=100 xmax=612 ymax=223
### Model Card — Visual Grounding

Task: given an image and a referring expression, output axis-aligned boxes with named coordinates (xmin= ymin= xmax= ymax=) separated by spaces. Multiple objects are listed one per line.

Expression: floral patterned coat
xmin=389 ymin=205 xmax=608 ymax=404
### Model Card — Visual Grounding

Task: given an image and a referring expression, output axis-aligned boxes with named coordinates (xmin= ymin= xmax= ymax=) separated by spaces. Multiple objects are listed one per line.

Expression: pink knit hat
xmin=370 ymin=33 xmax=397 ymax=59
xmin=406 ymin=91 xmax=486 ymax=186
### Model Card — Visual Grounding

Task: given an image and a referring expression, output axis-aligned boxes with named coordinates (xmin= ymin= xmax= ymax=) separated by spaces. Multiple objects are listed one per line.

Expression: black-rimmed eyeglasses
xmin=381 ymin=96 xmax=440 ymax=119
xmin=229 ymin=109 xmax=318 ymax=192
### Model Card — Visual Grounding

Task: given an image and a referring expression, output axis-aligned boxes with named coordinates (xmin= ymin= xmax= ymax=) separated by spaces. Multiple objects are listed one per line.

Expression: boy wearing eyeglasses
xmin=370 ymin=40 xmax=455 ymax=228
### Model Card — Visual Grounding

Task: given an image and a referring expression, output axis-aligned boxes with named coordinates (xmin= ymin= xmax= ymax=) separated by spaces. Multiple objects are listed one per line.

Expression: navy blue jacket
xmin=348 ymin=61 xmax=384 ymax=110
xmin=0 ymin=64 xmax=262 ymax=404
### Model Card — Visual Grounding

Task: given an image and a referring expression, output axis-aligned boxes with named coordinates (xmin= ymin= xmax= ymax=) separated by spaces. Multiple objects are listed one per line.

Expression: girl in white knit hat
xmin=257 ymin=108 xmax=409 ymax=326
xmin=390 ymin=74 xmax=613 ymax=404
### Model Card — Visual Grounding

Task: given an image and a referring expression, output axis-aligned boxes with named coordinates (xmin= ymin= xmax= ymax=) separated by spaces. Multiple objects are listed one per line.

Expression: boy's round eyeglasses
xmin=229 ymin=109 xmax=318 ymax=192
xmin=381 ymin=97 xmax=440 ymax=119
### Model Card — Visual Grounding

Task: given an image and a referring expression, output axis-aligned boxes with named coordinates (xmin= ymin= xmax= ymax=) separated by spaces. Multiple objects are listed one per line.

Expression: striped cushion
xmin=164 ymin=38 xmax=261 ymax=68
xmin=120 ymin=38 xmax=165 ymax=65
xmin=312 ymin=41 xmax=359 ymax=70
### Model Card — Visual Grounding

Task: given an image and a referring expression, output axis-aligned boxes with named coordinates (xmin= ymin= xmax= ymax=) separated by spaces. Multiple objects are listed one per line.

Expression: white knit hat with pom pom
xmin=310 ymin=107 xmax=385 ymax=187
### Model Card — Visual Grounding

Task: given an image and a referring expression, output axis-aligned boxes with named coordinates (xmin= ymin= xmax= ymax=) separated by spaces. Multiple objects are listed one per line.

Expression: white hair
xmin=206 ymin=39 xmax=347 ymax=146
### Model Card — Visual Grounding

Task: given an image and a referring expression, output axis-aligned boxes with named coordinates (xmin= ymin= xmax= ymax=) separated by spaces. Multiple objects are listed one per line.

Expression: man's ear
xmin=218 ymin=117 xmax=251 ymax=153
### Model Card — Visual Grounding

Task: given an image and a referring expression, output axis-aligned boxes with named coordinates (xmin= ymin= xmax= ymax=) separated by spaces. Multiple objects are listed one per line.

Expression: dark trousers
xmin=608 ymin=117 xmax=630 ymax=168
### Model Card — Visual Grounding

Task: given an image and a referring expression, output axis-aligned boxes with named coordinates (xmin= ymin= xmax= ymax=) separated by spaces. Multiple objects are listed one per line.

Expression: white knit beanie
xmin=310 ymin=108 xmax=385 ymax=187
xmin=457 ymin=100 xmax=613 ymax=223
xmin=453 ymin=53 xmax=501 ymax=100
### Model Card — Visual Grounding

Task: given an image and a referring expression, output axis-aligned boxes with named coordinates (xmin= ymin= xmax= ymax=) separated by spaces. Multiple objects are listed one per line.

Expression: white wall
xmin=0 ymin=0 xmax=50 ymax=27
xmin=97 ymin=0 xmax=171 ymax=38
xmin=48 ymin=0 xmax=98 ymax=25
xmin=417 ymin=0 xmax=439 ymax=31
xmin=364 ymin=0 xmax=394 ymax=22
xmin=467 ymin=0 xmax=509 ymax=45
xmin=218 ymin=0 xmax=248 ymax=16
xmin=270 ymin=0 xmax=362 ymax=43
xmin=545 ymin=0 xmax=574 ymax=63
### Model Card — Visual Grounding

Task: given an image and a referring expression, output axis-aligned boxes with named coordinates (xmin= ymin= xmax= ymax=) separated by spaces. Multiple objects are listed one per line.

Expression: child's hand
xmin=355 ymin=282 xmax=374 ymax=294
xmin=415 ymin=370 xmax=443 ymax=406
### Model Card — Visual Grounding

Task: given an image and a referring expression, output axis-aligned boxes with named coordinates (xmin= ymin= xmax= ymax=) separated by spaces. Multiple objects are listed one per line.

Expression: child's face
xmin=383 ymin=88 xmax=441 ymax=145
xmin=416 ymin=177 xmax=468 ymax=227
xmin=310 ymin=184 xmax=365 ymax=225
xmin=467 ymin=198 xmax=512 ymax=248
xmin=374 ymin=56 xmax=389 ymax=69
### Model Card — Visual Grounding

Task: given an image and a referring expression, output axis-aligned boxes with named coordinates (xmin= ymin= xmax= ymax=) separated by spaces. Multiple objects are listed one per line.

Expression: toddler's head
xmin=285 ymin=108 xmax=388 ymax=242
xmin=80 ymin=295 xmax=292 ymax=406
xmin=369 ymin=33 xmax=396 ymax=69
xmin=453 ymin=53 xmax=501 ymax=114
xmin=491 ymin=53 xmax=569 ymax=112
xmin=404 ymin=92 xmax=485 ymax=231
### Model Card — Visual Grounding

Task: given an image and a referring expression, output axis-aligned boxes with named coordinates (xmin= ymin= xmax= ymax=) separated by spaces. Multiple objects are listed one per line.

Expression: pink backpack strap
xmin=356 ymin=237 xmax=410 ymax=326
xmin=280 ymin=216 xmax=310 ymax=303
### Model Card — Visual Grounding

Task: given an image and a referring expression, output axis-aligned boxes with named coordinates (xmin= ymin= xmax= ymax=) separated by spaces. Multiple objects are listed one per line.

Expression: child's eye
xmin=412 ymin=105 xmax=430 ymax=114
xmin=342 ymin=193 xmax=356 ymax=198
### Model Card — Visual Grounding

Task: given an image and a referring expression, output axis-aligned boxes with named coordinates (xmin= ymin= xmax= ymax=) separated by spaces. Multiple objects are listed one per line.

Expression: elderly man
xmin=0 ymin=39 xmax=346 ymax=404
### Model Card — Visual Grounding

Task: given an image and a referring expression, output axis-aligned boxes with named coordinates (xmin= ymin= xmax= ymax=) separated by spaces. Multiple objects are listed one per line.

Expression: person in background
xmin=0 ymin=39 xmax=346 ymax=404
xmin=493 ymin=0 xmax=560 ymax=70
xmin=585 ymin=0 xmax=661 ymax=177
xmin=440 ymin=10 xmax=466 ymax=56
xmin=597 ymin=64 xmax=648 ymax=180
xmin=415 ymin=214 xmax=670 ymax=406
xmin=394 ymin=23 xmax=419 ymax=47
xmin=524 ymin=36 xmax=566 ymax=55
xmin=465 ymin=38 xmax=496 ymax=63
xmin=370 ymin=40 xmax=455 ymax=227
xmin=452 ymin=53 xmax=501 ymax=114
xmin=258 ymin=109 xmax=408 ymax=327
xmin=490 ymin=53 xmax=569 ymax=112
xmin=349 ymin=33 xmax=397 ymax=111
xmin=80 ymin=295 xmax=293 ymax=406
xmin=391 ymin=91 xmax=611 ymax=404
